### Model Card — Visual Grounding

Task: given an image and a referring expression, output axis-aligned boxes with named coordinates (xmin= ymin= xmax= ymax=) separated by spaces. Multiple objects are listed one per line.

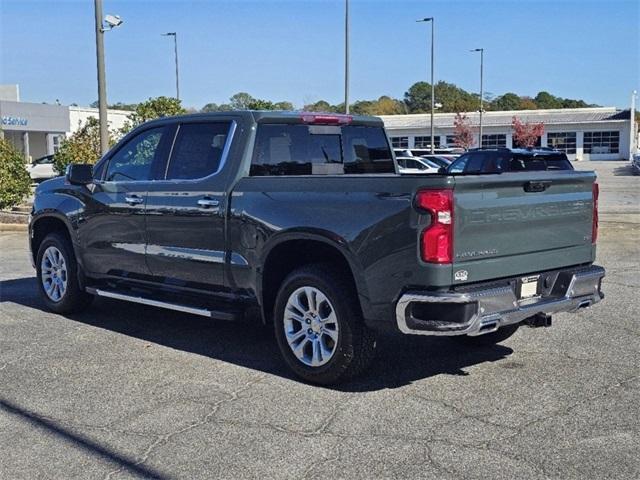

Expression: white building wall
xmin=67 ymin=107 xmax=130 ymax=137
xmin=385 ymin=120 xmax=631 ymax=160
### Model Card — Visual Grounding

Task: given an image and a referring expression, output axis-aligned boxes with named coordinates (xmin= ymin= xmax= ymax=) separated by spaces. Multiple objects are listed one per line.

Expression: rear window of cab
xmin=250 ymin=124 xmax=395 ymax=175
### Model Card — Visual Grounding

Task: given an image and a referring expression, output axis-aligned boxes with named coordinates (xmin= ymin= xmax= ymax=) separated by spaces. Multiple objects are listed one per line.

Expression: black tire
xmin=273 ymin=264 xmax=376 ymax=385
xmin=36 ymin=232 xmax=93 ymax=314
xmin=453 ymin=323 xmax=520 ymax=347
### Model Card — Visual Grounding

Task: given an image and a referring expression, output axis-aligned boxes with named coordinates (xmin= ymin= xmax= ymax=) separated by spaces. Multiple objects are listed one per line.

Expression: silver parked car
xmin=27 ymin=155 xmax=58 ymax=181
xmin=396 ymin=156 xmax=440 ymax=174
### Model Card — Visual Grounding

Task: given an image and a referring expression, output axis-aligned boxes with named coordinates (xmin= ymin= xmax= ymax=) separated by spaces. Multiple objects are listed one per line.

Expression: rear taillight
xmin=592 ymin=182 xmax=599 ymax=244
xmin=415 ymin=189 xmax=453 ymax=263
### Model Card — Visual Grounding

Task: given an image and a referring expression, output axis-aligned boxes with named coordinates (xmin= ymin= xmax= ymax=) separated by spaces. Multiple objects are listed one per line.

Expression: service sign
xmin=2 ymin=116 xmax=28 ymax=126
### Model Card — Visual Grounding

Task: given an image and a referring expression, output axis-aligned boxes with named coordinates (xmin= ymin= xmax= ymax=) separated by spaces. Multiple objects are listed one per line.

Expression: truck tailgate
xmin=452 ymin=171 xmax=596 ymax=284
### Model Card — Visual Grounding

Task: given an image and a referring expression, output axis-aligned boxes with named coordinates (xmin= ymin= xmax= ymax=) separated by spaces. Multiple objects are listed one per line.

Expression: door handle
xmin=125 ymin=195 xmax=144 ymax=205
xmin=197 ymin=198 xmax=220 ymax=208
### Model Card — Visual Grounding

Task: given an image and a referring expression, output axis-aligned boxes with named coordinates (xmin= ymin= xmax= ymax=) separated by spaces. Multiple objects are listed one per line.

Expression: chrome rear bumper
xmin=396 ymin=265 xmax=605 ymax=336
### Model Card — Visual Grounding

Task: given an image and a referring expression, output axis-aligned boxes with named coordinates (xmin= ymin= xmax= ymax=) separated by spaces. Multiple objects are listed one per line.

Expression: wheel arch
xmin=30 ymin=214 xmax=77 ymax=267
xmin=258 ymin=231 xmax=370 ymax=325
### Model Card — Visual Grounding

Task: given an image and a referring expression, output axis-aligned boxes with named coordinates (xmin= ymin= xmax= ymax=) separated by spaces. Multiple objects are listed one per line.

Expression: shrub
xmin=53 ymin=117 xmax=113 ymax=174
xmin=0 ymin=137 xmax=31 ymax=209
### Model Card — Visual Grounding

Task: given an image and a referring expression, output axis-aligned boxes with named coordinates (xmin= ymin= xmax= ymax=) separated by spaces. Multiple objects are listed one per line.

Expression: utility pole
xmin=94 ymin=0 xmax=109 ymax=155
xmin=162 ymin=32 xmax=180 ymax=100
xmin=344 ymin=0 xmax=350 ymax=114
xmin=471 ymin=48 xmax=484 ymax=147
xmin=417 ymin=17 xmax=435 ymax=153
xmin=631 ymin=90 xmax=637 ymax=156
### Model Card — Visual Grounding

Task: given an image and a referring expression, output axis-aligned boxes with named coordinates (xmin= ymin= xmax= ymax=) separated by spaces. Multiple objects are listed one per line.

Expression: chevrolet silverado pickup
xmin=29 ymin=111 xmax=605 ymax=384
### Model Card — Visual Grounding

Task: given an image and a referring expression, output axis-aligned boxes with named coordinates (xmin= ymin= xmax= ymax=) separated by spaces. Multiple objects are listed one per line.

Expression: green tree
xmin=273 ymin=101 xmax=295 ymax=110
xmin=0 ymin=137 xmax=32 ymax=209
xmin=403 ymin=82 xmax=432 ymax=113
xmin=53 ymin=117 xmax=115 ymax=174
xmin=123 ymin=96 xmax=186 ymax=132
xmin=404 ymin=81 xmax=477 ymax=113
xmin=534 ymin=91 xmax=562 ymax=109
xmin=247 ymin=98 xmax=275 ymax=110
xmin=492 ymin=92 xmax=522 ymax=111
xmin=229 ymin=92 xmax=256 ymax=110
xmin=303 ymin=100 xmax=339 ymax=112
xmin=433 ymin=81 xmax=478 ymax=113
xmin=519 ymin=97 xmax=538 ymax=110
xmin=201 ymin=102 xmax=233 ymax=112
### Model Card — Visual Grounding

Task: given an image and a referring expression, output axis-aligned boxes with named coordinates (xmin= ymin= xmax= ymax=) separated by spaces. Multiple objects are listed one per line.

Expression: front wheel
xmin=273 ymin=265 xmax=376 ymax=385
xmin=36 ymin=233 xmax=93 ymax=314
xmin=452 ymin=323 xmax=520 ymax=347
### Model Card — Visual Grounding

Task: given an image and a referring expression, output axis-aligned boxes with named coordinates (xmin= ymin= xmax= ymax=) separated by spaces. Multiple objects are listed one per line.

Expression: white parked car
xmin=396 ymin=156 xmax=440 ymax=174
xmin=27 ymin=155 xmax=58 ymax=181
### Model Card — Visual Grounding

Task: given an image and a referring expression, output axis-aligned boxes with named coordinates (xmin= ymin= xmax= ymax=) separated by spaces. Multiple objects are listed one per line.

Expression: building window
xmin=390 ymin=136 xmax=408 ymax=148
xmin=52 ymin=135 xmax=63 ymax=153
xmin=584 ymin=131 xmax=619 ymax=154
xmin=513 ymin=135 xmax=542 ymax=148
xmin=547 ymin=132 xmax=577 ymax=154
xmin=481 ymin=134 xmax=507 ymax=148
xmin=413 ymin=136 xmax=440 ymax=148
xmin=445 ymin=135 xmax=459 ymax=147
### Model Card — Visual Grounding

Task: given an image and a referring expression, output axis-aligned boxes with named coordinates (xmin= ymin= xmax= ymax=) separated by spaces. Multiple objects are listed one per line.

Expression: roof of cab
xmin=138 ymin=110 xmax=383 ymax=128
xmin=469 ymin=147 xmax=564 ymax=156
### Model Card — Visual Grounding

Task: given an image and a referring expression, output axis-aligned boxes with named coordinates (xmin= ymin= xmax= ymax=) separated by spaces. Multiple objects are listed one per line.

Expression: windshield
xmin=33 ymin=155 xmax=54 ymax=165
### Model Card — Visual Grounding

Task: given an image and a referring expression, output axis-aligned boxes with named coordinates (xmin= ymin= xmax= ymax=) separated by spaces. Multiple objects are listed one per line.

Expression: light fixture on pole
xmin=161 ymin=32 xmax=180 ymax=100
xmin=344 ymin=0 xmax=350 ymax=114
xmin=417 ymin=17 xmax=435 ymax=153
xmin=470 ymin=48 xmax=484 ymax=147
xmin=94 ymin=0 xmax=123 ymax=155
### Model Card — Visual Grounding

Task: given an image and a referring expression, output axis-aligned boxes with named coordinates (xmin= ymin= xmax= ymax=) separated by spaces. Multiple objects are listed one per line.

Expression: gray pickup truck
xmin=29 ymin=111 xmax=604 ymax=384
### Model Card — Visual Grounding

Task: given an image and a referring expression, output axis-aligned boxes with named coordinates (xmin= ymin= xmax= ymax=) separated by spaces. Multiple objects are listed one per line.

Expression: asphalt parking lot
xmin=1 ymin=161 xmax=638 ymax=479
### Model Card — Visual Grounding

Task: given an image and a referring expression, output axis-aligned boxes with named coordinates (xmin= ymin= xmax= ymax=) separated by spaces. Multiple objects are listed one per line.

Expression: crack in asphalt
xmin=477 ymin=374 xmax=640 ymax=450
xmin=300 ymin=441 xmax=342 ymax=480
xmin=102 ymin=373 xmax=267 ymax=480
xmin=517 ymin=349 xmax=638 ymax=367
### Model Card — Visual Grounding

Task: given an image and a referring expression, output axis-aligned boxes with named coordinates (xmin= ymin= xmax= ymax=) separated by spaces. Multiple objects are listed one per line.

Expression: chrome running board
xmin=86 ymin=287 xmax=237 ymax=321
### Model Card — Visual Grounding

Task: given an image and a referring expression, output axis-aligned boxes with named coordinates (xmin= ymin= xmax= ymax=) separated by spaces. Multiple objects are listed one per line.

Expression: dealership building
xmin=381 ymin=107 xmax=637 ymax=161
xmin=0 ymin=85 xmax=129 ymax=162
xmin=1 ymin=82 xmax=637 ymax=163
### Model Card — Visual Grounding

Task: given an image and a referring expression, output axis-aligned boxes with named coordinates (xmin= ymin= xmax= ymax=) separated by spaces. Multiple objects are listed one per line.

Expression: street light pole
xmin=417 ymin=17 xmax=435 ymax=153
xmin=162 ymin=32 xmax=180 ymax=100
xmin=94 ymin=0 xmax=109 ymax=155
xmin=344 ymin=0 xmax=350 ymax=114
xmin=471 ymin=48 xmax=484 ymax=147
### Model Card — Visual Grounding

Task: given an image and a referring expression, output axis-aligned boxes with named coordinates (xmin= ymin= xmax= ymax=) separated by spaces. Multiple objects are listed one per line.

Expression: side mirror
xmin=438 ymin=167 xmax=448 ymax=174
xmin=66 ymin=164 xmax=93 ymax=185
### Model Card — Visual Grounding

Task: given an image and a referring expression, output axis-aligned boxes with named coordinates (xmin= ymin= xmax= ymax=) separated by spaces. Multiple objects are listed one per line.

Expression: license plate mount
xmin=519 ymin=275 xmax=540 ymax=299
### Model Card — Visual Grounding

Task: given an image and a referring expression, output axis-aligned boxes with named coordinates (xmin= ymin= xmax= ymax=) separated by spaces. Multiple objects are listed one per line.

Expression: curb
xmin=0 ymin=223 xmax=28 ymax=232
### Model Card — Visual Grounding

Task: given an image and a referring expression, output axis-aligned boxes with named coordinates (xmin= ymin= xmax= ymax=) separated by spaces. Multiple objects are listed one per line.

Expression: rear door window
xmin=165 ymin=122 xmax=231 ymax=180
xmin=251 ymin=124 xmax=394 ymax=176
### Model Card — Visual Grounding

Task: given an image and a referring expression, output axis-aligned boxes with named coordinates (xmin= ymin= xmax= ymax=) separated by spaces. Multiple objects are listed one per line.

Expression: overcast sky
xmin=1 ymin=0 xmax=638 ymax=109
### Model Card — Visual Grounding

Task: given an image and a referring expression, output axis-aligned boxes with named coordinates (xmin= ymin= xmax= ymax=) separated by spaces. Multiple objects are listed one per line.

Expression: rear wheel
xmin=453 ymin=323 xmax=519 ymax=347
xmin=36 ymin=232 xmax=93 ymax=314
xmin=274 ymin=265 xmax=376 ymax=385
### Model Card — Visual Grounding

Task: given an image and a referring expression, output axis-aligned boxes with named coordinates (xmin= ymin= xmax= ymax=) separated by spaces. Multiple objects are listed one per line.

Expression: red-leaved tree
xmin=512 ymin=116 xmax=544 ymax=147
xmin=453 ymin=112 xmax=475 ymax=149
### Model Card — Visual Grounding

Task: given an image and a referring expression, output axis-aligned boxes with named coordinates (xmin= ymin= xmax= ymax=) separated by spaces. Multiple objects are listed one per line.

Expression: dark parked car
xmin=29 ymin=112 xmax=604 ymax=384
xmin=447 ymin=147 xmax=574 ymax=174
